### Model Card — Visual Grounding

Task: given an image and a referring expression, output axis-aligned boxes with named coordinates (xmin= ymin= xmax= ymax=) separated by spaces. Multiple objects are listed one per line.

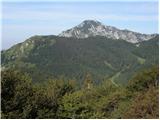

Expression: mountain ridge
xmin=2 ymin=35 xmax=158 ymax=84
xmin=1 ymin=20 xmax=159 ymax=84
xmin=59 ymin=20 xmax=157 ymax=43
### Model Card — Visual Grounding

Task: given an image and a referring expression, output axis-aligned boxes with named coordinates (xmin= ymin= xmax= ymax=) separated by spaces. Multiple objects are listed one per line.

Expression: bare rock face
xmin=59 ymin=20 xmax=157 ymax=43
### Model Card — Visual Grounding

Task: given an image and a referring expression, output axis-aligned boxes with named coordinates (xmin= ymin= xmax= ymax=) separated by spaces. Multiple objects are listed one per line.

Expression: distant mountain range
xmin=59 ymin=20 xmax=157 ymax=43
xmin=1 ymin=20 xmax=159 ymax=84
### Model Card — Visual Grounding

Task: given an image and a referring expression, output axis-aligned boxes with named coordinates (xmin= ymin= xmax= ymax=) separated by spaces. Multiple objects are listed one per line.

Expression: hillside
xmin=1 ymin=35 xmax=159 ymax=84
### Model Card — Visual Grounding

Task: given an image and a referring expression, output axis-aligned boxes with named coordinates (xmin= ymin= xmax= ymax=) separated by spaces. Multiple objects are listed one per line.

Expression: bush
xmin=1 ymin=70 xmax=32 ymax=118
xmin=127 ymin=66 xmax=158 ymax=92
xmin=123 ymin=86 xmax=159 ymax=119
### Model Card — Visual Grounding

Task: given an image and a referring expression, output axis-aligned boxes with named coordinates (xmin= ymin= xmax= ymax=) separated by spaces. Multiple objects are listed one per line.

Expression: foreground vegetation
xmin=1 ymin=66 xmax=159 ymax=119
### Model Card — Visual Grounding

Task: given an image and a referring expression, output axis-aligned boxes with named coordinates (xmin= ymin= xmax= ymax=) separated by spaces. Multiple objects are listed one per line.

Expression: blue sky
xmin=2 ymin=0 xmax=159 ymax=49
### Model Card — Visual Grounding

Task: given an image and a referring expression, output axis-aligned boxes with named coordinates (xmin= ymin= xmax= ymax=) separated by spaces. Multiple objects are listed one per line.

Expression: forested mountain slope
xmin=1 ymin=35 xmax=159 ymax=84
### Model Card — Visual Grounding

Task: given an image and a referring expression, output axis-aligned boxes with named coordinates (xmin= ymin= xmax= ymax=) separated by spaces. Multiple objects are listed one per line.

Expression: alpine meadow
xmin=1 ymin=1 xmax=159 ymax=119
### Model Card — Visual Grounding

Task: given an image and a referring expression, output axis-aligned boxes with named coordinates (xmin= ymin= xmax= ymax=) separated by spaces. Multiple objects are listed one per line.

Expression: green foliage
xmin=1 ymin=65 xmax=159 ymax=119
xmin=1 ymin=70 xmax=32 ymax=118
xmin=22 ymin=84 xmax=59 ymax=119
xmin=122 ymin=66 xmax=159 ymax=119
xmin=58 ymin=91 xmax=86 ymax=118
xmin=127 ymin=66 xmax=158 ymax=92
xmin=133 ymin=35 xmax=159 ymax=64
xmin=24 ymin=79 xmax=76 ymax=119
xmin=123 ymin=86 xmax=159 ymax=119
xmin=93 ymin=85 xmax=131 ymax=119
xmin=1 ymin=70 xmax=77 ymax=119
xmin=1 ymin=33 xmax=158 ymax=118
xmin=2 ymin=35 xmax=158 ymax=84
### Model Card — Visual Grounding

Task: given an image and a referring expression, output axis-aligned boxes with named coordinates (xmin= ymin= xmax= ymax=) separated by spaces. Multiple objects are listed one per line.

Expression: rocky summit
xmin=59 ymin=20 xmax=157 ymax=43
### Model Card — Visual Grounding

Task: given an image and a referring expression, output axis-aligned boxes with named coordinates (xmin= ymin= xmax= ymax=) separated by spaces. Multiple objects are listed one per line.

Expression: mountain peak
xmin=76 ymin=20 xmax=102 ymax=30
xmin=80 ymin=20 xmax=101 ymax=26
xmin=58 ymin=20 xmax=156 ymax=43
